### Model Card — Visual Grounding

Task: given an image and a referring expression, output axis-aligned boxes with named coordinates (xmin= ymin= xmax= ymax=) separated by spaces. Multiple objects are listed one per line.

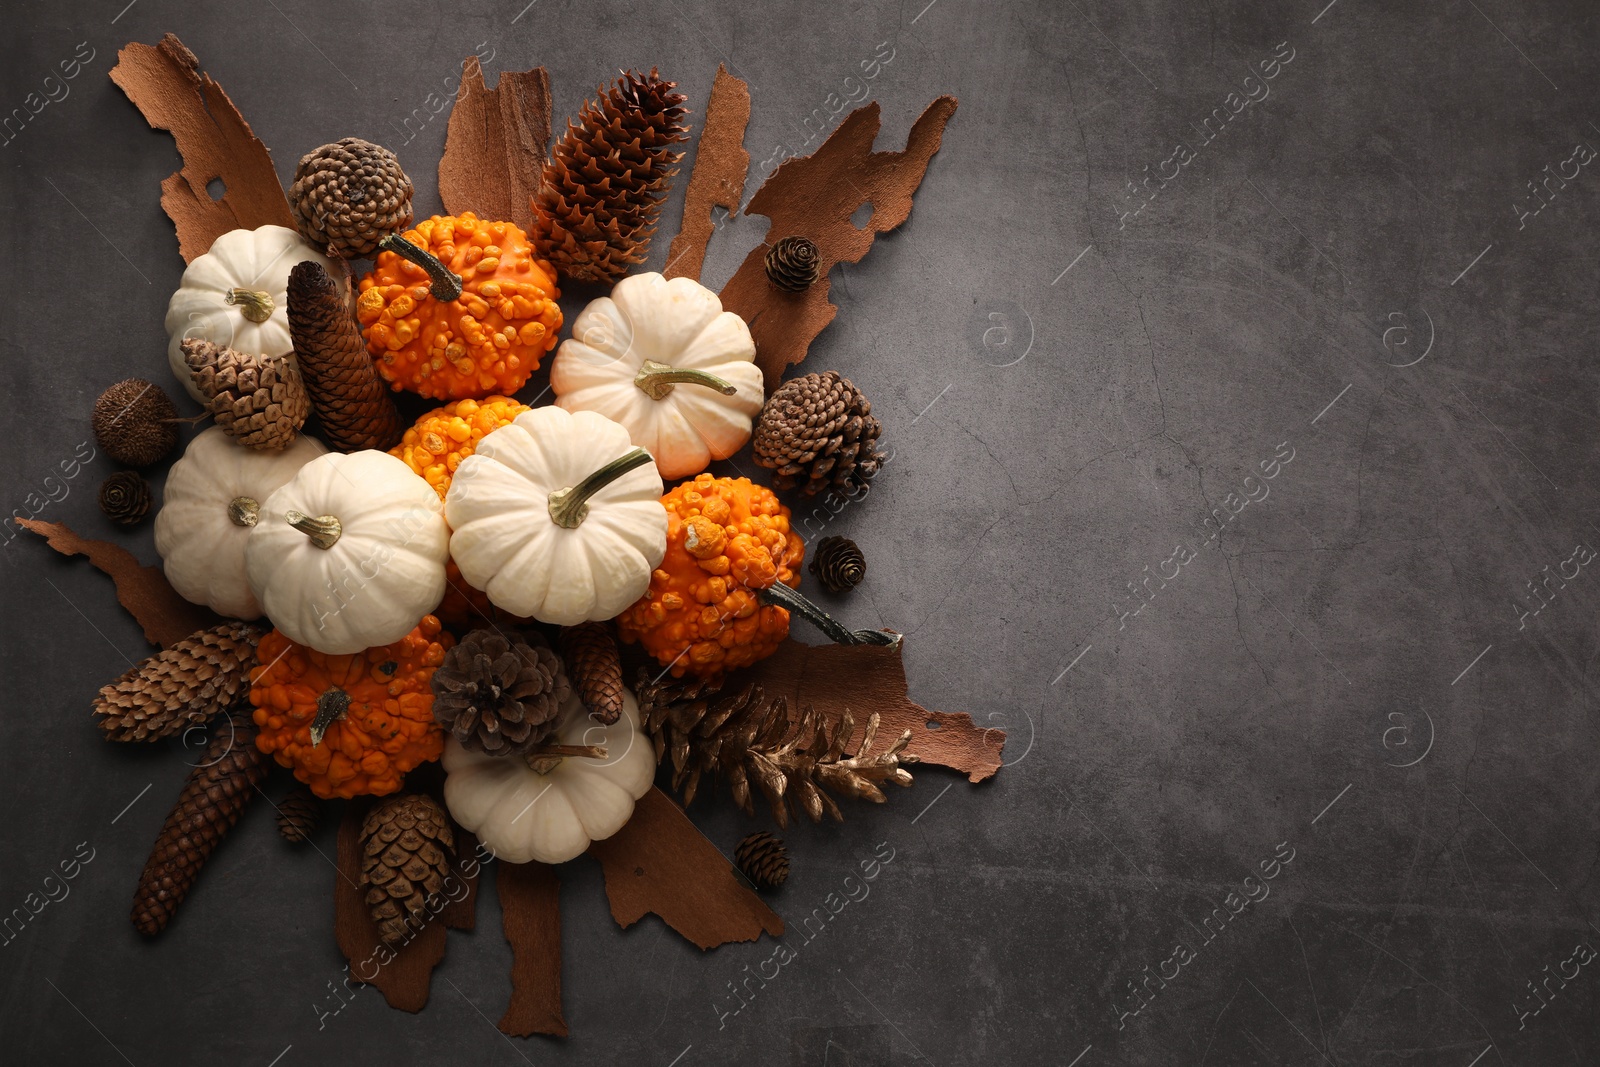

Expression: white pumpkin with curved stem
xmin=444 ymin=406 xmax=667 ymax=625
xmin=442 ymin=686 xmax=655 ymax=864
xmin=154 ymin=427 xmax=327 ymax=620
xmin=164 ymin=225 xmax=340 ymax=403
xmin=244 ymin=450 xmax=449 ymax=654
xmin=550 ymin=272 xmax=763 ymax=480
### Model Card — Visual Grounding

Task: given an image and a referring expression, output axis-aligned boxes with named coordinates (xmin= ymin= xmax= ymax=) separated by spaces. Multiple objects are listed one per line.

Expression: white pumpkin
xmin=245 ymin=450 xmax=449 ymax=654
xmin=164 ymin=225 xmax=340 ymax=403
xmin=551 ymin=272 xmax=763 ymax=480
xmin=443 ymin=685 xmax=655 ymax=864
xmin=445 ymin=406 xmax=667 ymax=625
xmin=154 ymin=427 xmax=327 ymax=619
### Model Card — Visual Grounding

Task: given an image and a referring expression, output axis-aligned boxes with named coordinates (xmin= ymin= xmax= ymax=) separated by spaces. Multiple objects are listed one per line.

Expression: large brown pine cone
xmin=431 ymin=630 xmax=570 ymax=757
xmin=289 ymin=138 xmax=415 ymax=259
xmin=360 ymin=794 xmax=455 ymax=945
xmin=182 ymin=338 xmax=309 ymax=451
xmin=286 ymin=261 xmax=404 ymax=451
xmin=533 ymin=68 xmax=690 ymax=283
xmin=95 ymin=623 xmax=263 ymax=742
xmin=752 ymin=371 xmax=885 ymax=497
xmin=559 ymin=622 xmax=624 ymax=725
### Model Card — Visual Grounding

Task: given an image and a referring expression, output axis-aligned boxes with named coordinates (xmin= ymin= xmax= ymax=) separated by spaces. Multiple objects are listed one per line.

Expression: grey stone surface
xmin=2 ymin=0 xmax=1598 ymax=1064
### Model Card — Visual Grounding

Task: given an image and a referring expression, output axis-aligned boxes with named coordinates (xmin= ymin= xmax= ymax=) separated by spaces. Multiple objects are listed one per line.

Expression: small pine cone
xmin=765 ymin=236 xmax=821 ymax=292
xmin=752 ymin=371 xmax=886 ymax=497
xmin=131 ymin=709 xmax=270 ymax=935
xmin=810 ymin=536 xmax=866 ymax=593
xmin=289 ymin=138 xmax=415 ymax=259
xmin=432 ymin=630 xmax=570 ymax=757
xmin=286 ymin=261 xmax=404 ymax=451
xmin=99 ymin=471 xmax=152 ymax=527
xmin=735 ymin=831 xmax=790 ymax=890
xmin=93 ymin=378 xmax=178 ymax=468
xmin=560 ymin=622 xmax=624 ymax=725
xmin=94 ymin=622 xmax=263 ymax=742
xmin=276 ymin=787 xmax=321 ymax=843
xmin=361 ymin=794 xmax=455 ymax=945
xmin=182 ymin=338 xmax=309 ymax=451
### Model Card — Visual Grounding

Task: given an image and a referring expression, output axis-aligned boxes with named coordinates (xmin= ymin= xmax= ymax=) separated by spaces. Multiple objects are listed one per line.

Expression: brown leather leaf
xmin=440 ymin=56 xmax=552 ymax=235
xmin=664 ymin=65 xmax=751 ymax=282
xmin=497 ymin=861 xmax=566 ymax=1037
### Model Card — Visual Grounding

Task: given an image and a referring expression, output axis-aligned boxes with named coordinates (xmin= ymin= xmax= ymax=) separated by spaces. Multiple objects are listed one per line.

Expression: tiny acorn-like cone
xmin=810 ymin=536 xmax=865 ymax=593
xmin=764 ymin=236 xmax=820 ymax=292
xmin=99 ymin=471 xmax=152 ymax=527
xmin=735 ymin=831 xmax=790 ymax=890
xmin=276 ymin=787 xmax=321 ymax=844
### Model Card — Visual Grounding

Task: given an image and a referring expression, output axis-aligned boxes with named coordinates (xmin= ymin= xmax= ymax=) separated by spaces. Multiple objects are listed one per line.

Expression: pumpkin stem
xmin=228 ymin=496 xmax=260 ymax=528
xmin=757 ymin=582 xmax=902 ymax=649
xmin=310 ymin=688 xmax=350 ymax=747
xmin=523 ymin=743 xmax=609 ymax=775
xmin=224 ymin=287 xmax=276 ymax=323
xmin=633 ymin=360 xmax=739 ymax=401
xmin=547 ymin=447 xmax=654 ymax=529
xmin=285 ymin=510 xmax=343 ymax=550
xmin=378 ymin=233 xmax=464 ymax=302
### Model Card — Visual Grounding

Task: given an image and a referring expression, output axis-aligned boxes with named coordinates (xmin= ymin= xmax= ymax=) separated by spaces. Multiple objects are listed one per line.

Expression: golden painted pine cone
xmin=286 ymin=261 xmax=404 ymax=451
xmin=289 ymin=137 xmax=415 ymax=259
xmin=94 ymin=622 xmax=263 ymax=742
xmin=131 ymin=709 xmax=270 ymax=935
xmin=92 ymin=378 xmax=178 ymax=468
xmin=560 ymin=622 xmax=624 ymax=725
xmin=431 ymin=630 xmax=570 ymax=757
xmin=533 ymin=68 xmax=690 ymax=283
xmin=752 ymin=371 xmax=885 ymax=497
xmin=360 ymin=793 xmax=455 ymax=946
xmin=809 ymin=536 xmax=866 ymax=593
xmin=276 ymin=787 xmax=321 ymax=844
xmin=735 ymin=831 xmax=790 ymax=890
xmin=765 ymin=236 xmax=821 ymax=292
xmin=182 ymin=338 xmax=309 ymax=451
xmin=99 ymin=471 xmax=152 ymax=527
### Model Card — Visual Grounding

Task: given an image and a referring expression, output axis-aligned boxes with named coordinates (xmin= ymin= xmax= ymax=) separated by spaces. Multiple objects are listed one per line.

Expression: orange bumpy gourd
xmin=249 ymin=616 xmax=454 ymax=799
xmin=617 ymin=473 xmax=804 ymax=679
xmin=357 ymin=213 xmax=563 ymax=400
xmin=390 ymin=395 xmax=528 ymax=499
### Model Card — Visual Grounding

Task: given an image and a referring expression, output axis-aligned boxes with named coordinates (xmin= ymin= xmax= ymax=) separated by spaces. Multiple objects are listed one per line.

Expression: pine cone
xmin=765 ymin=236 xmax=820 ymax=292
xmin=99 ymin=471 xmax=152 ymax=527
xmin=810 ymin=536 xmax=866 ymax=593
xmin=735 ymin=831 xmax=790 ymax=890
xmin=131 ymin=709 xmax=270 ymax=935
xmin=95 ymin=623 xmax=263 ymax=742
xmin=560 ymin=622 xmax=624 ymax=725
xmin=752 ymin=371 xmax=885 ymax=497
xmin=182 ymin=338 xmax=309 ymax=451
xmin=93 ymin=379 xmax=178 ymax=468
xmin=431 ymin=630 xmax=570 ymax=757
xmin=289 ymin=138 xmax=414 ymax=259
xmin=276 ymin=787 xmax=321 ymax=844
xmin=286 ymin=261 xmax=404 ymax=451
xmin=635 ymin=671 xmax=724 ymax=762
xmin=360 ymin=794 xmax=455 ymax=946
xmin=533 ymin=68 xmax=690 ymax=283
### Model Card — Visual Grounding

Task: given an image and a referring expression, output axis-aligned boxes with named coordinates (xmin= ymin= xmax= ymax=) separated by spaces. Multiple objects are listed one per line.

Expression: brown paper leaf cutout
xmin=497 ymin=861 xmax=566 ymax=1038
xmin=109 ymin=33 xmax=295 ymax=263
xmin=439 ymin=57 xmax=552 ymax=235
xmin=719 ymin=96 xmax=957 ymax=391
xmin=17 ymin=518 xmax=222 ymax=650
xmin=589 ymin=788 xmax=783 ymax=950
xmin=664 ymin=65 xmax=751 ymax=282
xmin=440 ymin=828 xmax=479 ymax=931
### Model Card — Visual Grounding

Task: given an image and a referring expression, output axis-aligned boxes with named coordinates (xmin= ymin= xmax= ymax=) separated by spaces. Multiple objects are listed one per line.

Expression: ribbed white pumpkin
xmin=551 ymin=272 xmax=762 ymax=480
xmin=442 ymin=686 xmax=655 ymax=864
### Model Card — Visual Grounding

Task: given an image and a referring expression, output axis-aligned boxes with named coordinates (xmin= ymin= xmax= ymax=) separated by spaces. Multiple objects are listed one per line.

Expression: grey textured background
xmin=3 ymin=0 xmax=1599 ymax=1064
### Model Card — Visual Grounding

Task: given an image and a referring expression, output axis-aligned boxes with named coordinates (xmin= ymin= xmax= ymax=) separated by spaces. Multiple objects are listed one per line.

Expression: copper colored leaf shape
xmin=719 ymin=96 xmax=957 ymax=391
xmin=334 ymin=800 xmax=445 ymax=1012
xmin=109 ymin=33 xmax=296 ymax=262
xmin=589 ymin=788 xmax=783 ymax=950
xmin=664 ymin=65 xmax=751 ymax=282
xmin=497 ymin=861 xmax=566 ymax=1037
xmin=440 ymin=57 xmax=552 ymax=236
xmin=440 ymin=828 xmax=479 ymax=931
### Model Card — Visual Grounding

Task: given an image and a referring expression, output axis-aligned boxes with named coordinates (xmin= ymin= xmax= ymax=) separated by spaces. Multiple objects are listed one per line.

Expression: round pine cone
xmin=432 ymin=630 xmax=570 ymax=757
xmin=360 ymin=794 xmax=454 ymax=946
xmin=93 ymin=379 xmax=178 ymax=468
xmin=765 ymin=236 xmax=820 ymax=292
xmin=276 ymin=787 xmax=321 ymax=844
xmin=182 ymin=338 xmax=309 ymax=451
xmin=735 ymin=831 xmax=789 ymax=890
xmin=752 ymin=371 xmax=885 ymax=497
xmin=810 ymin=536 xmax=866 ymax=593
xmin=99 ymin=471 xmax=152 ymax=527
xmin=289 ymin=138 xmax=414 ymax=258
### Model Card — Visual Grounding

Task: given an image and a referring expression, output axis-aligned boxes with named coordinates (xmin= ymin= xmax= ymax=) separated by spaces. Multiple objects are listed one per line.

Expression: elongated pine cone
xmin=276 ymin=787 xmax=321 ymax=843
xmin=533 ymin=68 xmax=690 ymax=283
xmin=752 ymin=371 xmax=885 ymax=497
xmin=131 ymin=710 xmax=269 ymax=935
xmin=95 ymin=622 xmax=263 ymax=742
xmin=810 ymin=536 xmax=866 ymax=593
xmin=93 ymin=378 xmax=178 ymax=468
xmin=182 ymin=338 xmax=309 ymax=451
xmin=560 ymin=622 xmax=624 ymax=725
xmin=765 ymin=236 xmax=820 ymax=292
xmin=431 ymin=630 xmax=570 ymax=757
xmin=290 ymin=138 xmax=415 ymax=258
xmin=735 ymin=831 xmax=790 ymax=890
xmin=361 ymin=794 xmax=455 ymax=945
xmin=99 ymin=471 xmax=152 ymax=527
xmin=287 ymin=261 xmax=404 ymax=451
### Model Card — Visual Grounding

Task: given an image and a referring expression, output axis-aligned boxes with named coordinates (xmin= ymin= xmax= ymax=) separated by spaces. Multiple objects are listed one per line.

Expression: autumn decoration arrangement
xmin=23 ymin=33 xmax=1002 ymax=1036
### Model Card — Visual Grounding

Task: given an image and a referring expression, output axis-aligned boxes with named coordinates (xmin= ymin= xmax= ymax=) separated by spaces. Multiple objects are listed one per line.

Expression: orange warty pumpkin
xmin=249 ymin=616 xmax=454 ymax=799
xmin=617 ymin=473 xmax=803 ymax=679
xmin=357 ymin=213 xmax=563 ymax=400
xmin=390 ymin=394 xmax=528 ymax=499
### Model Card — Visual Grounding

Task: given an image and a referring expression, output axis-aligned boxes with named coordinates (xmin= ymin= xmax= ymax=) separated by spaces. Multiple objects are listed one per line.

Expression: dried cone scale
xmin=94 ymin=622 xmax=263 ymax=742
xmin=360 ymin=794 xmax=455 ymax=945
xmin=560 ymin=622 xmax=624 ymax=724
xmin=182 ymin=338 xmax=309 ymax=451
xmin=286 ymin=260 xmax=404 ymax=451
xmin=752 ymin=371 xmax=886 ymax=497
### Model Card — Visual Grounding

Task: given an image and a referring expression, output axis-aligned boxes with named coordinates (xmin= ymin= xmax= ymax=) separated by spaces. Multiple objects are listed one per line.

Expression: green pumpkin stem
xmin=757 ymin=582 xmax=902 ymax=649
xmin=547 ymin=448 xmax=654 ymax=529
xmin=224 ymin=287 xmax=275 ymax=323
xmin=285 ymin=510 xmax=342 ymax=550
xmin=633 ymin=360 xmax=739 ymax=401
xmin=377 ymin=233 xmax=464 ymax=302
